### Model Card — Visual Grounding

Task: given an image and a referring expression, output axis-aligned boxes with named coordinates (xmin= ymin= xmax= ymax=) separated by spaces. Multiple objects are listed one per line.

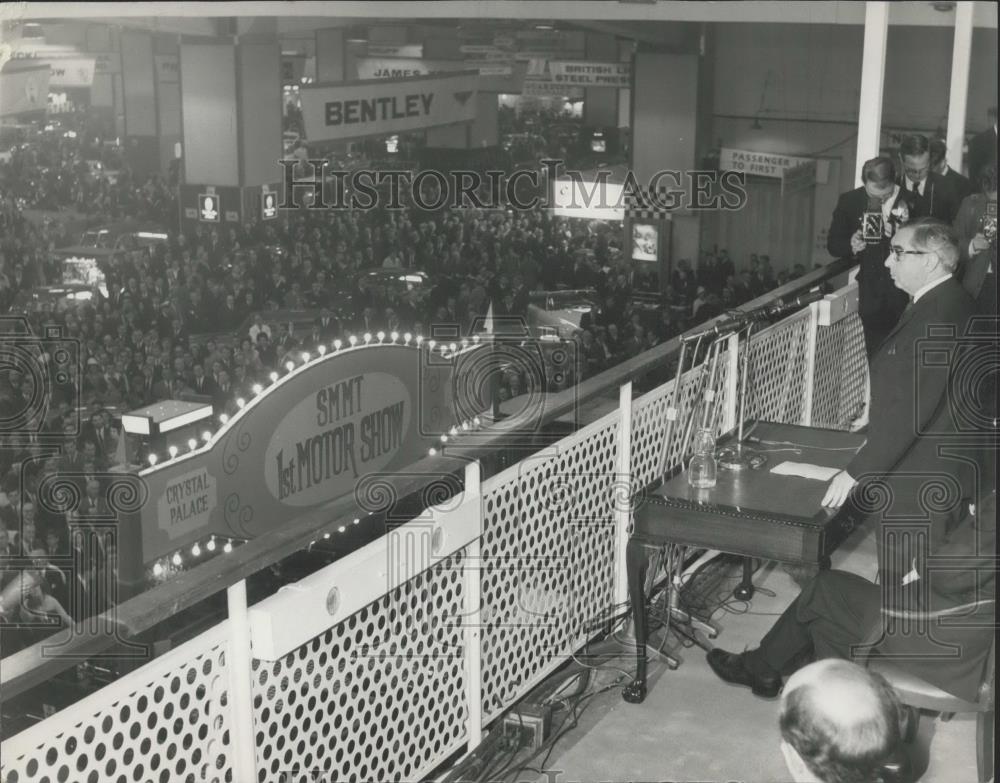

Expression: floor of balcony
xmin=510 ymin=520 xmax=981 ymax=783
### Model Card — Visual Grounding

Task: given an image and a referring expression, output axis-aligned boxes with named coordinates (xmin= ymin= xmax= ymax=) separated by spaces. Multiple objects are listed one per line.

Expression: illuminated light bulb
xmin=428 ymin=340 xmax=436 ymax=351
xmin=335 ymin=339 xmax=344 ymax=351
xmin=376 ymin=331 xmax=385 ymax=343
xmin=172 ymin=552 xmax=182 ymax=566
xmin=269 ymin=372 xmax=278 ymax=383
xmin=286 ymin=361 xmax=295 ymax=372
xmin=449 ymin=343 xmax=457 ymax=352
xmin=252 ymin=383 xmax=263 ymax=395
xmin=473 ymin=335 xmax=481 ymax=344
xmin=428 ymin=447 xmax=437 ymax=456
xmin=449 ymin=427 xmax=458 ymax=436
xmin=192 ymin=543 xmax=201 ymax=557
xmin=188 ymin=438 xmax=198 ymax=450
xmin=317 ymin=345 xmax=326 ymax=356
xmin=460 ymin=339 xmax=468 ymax=348
xmin=153 ymin=562 xmax=163 ymax=576
xmin=363 ymin=333 xmax=372 ymax=344
xmin=440 ymin=434 xmax=448 ymax=443
xmin=206 ymin=537 xmax=216 ymax=552
xmin=390 ymin=331 xmax=399 ymax=343
xmin=236 ymin=398 xmax=245 ymax=409
xmin=348 ymin=335 xmax=358 ymax=346
xmin=148 ymin=453 xmax=158 ymax=466
xmin=416 ymin=335 xmax=424 ymax=345
xmin=352 ymin=518 xmax=360 ymax=525
xmin=202 ymin=430 xmax=212 ymax=442
xmin=220 ymin=413 xmax=229 ymax=424
xmin=404 ymin=333 xmax=412 ymax=344
xmin=223 ymin=539 xmax=233 ymax=553
xmin=323 ymin=532 xmax=330 ymax=539
xmin=474 ymin=417 xmax=481 ymax=427
xmin=301 ymin=352 xmax=310 ymax=363
xmin=338 ymin=526 xmax=346 ymax=533
xmin=168 ymin=445 xmax=178 ymax=458
xmin=461 ymin=422 xmax=469 ymax=431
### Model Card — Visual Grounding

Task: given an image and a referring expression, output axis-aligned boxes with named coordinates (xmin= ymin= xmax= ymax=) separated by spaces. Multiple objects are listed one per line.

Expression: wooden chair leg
xmin=976 ymin=709 xmax=994 ymax=783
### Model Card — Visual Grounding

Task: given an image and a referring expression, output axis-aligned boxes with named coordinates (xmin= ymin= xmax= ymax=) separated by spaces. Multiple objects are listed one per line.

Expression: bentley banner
xmin=300 ymin=71 xmax=480 ymax=142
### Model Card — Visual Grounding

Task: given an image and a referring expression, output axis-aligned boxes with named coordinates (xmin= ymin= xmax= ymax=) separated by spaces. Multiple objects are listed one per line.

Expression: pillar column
xmin=315 ymin=28 xmax=345 ymax=83
xmin=179 ymin=30 xmax=282 ymax=228
xmin=120 ymin=29 xmax=159 ymax=176
xmin=632 ymin=50 xmax=699 ymax=273
xmin=583 ymin=32 xmax=618 ymax=129
xmin=946 ymin=1 xmax=974 ymax=173
xmin=154 ymin=35 xmax=181 ymax=177
xmin=854 ymin=1 xmax=889 ymax=185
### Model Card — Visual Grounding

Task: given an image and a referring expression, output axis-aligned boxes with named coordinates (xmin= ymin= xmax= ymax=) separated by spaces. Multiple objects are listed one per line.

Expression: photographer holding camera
xmin=827 ymin=156 xmax=917 ymax=360
xmin=954 ymin=164 xmax=998 ymax=316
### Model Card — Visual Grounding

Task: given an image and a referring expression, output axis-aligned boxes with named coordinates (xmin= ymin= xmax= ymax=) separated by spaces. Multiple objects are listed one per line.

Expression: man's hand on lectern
xmin=821 ymin=470 xmax=857 ymax=508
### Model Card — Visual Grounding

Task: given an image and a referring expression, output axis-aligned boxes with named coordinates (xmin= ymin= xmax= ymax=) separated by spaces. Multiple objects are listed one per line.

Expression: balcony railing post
xmin=225 ymin=579 xmax=258 ymax=782
xmin=801 ymin=301 xmax=821 ymax=426
xmin=462 ymin=461 xmax=484 ymax=745
xmin=722 ymin=333 xmax=740 ymax=434
xmin=615 ymin=382 xmax=633 ymax=608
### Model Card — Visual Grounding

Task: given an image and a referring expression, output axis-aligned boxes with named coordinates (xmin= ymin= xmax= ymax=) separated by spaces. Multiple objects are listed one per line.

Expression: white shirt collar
xmin=912 ymin=273 xmax=952 ymax=303
xmin=881 ymin=185 xmax=901 ymax=222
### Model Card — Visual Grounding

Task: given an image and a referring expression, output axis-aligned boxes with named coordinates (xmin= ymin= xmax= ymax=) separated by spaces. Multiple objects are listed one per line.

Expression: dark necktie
xmin=912 ymin=180 xmax=921 ymax=196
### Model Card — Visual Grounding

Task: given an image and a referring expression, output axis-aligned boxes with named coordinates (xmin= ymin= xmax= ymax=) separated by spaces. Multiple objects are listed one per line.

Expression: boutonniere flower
xmin=890 ymin=202 xmax=910 ymax=225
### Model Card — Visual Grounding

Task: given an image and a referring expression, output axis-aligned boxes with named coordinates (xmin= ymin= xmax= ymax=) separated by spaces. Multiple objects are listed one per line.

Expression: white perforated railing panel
xmin=1 ymin=625 xmax=233 ymax=783
xmin=630 ymin=351 xmax=733 ymax=492
xmin=811 ymin=312 xmax=867 ymax=429
xmin=745 ymin=310 xmax=813 ymax=425
xmin=250 ymin=550 xmax=469 ymax=783
xmin=479 ymin=414 xmax=619 ymax=722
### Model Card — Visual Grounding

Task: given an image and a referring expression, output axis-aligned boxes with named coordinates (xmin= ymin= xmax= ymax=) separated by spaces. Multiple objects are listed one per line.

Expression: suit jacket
xmin=953 ymin=193 xmax=997 ymax=299
xmin=941 ymin=166 xmax=975 ymax=205
xmin=848 ymin=278 xmax=981 ymax=529
xmin=967 ymin=126 xmax=997 ymax=183
xmin=826 ymin=186 xmax=912 ymax=322
xmin=903 ymin=171 xmax=963 ymax=224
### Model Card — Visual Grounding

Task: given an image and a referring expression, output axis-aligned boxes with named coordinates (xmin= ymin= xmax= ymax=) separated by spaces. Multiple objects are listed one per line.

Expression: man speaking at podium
xmin=707 ymin=219 xmax=995 ymax=704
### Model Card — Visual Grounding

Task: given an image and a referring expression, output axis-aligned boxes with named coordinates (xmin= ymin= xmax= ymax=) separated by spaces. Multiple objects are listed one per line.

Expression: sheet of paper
xmin=769 ymin=461 xmax=840 ymax=482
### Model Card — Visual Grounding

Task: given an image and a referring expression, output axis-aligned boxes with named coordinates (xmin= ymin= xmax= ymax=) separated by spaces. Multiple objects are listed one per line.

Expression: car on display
xmin=526 ymin=288 xmax=600 ymax=338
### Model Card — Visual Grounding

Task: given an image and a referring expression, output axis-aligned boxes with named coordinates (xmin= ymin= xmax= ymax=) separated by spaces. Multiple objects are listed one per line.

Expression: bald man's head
xmin=779 ymin=660 xmax=901 ymax=783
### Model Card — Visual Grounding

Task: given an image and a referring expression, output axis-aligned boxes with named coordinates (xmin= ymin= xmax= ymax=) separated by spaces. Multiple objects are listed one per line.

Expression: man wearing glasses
xmin=707 ymin=219 xmax=993 ymax=707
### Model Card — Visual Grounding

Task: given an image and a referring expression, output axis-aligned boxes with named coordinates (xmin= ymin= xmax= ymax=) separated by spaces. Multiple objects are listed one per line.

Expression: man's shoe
xmin=706 ymin=648 xmax=782 ymax=698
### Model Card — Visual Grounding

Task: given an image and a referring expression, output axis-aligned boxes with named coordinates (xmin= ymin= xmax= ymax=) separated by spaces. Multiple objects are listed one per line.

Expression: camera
xmin=861 ymin=211 xmax=885 ymax=243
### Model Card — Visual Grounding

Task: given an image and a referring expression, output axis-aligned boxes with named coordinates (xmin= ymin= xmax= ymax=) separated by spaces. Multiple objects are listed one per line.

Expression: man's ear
xmin=780 ymin=739 xmax=812 ymax=782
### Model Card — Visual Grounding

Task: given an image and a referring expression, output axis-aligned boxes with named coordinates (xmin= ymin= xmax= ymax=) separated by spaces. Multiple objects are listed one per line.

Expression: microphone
xmin=693 ymin=288 xmax=826 ymax=336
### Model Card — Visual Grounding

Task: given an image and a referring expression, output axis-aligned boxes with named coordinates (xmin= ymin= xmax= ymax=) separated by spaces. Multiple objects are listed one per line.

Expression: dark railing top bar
xmin=0 ymin=259 xmax=854 ymax=702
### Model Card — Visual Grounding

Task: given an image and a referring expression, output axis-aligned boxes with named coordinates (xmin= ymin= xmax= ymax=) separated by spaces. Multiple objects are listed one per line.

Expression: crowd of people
xmin=0 ymin=109 xmax=805 ymax=657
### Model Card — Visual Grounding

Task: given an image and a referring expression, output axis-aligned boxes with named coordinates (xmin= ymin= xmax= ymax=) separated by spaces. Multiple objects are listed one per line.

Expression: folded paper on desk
xmin=770 ymin=461 xmax=840 ymax=481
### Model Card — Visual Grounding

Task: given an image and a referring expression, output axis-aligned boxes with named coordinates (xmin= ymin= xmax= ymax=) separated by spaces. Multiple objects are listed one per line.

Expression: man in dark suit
xmin=930 ymin=137 xmax=974 ymax=205
xmin=966 ymin=106 xmax=997 ymax=185
xmin=190 ymin=363 xmax=219 ymax=400
xmin=954 ymin=164 xmax=998 ymax=315
xmin=827 ymin=155 xmax=914 ymax=359
xmin=708 ymin=219 xmax=993 ymax=704
xmin=898 ymin=134 xmax=963 ymax=224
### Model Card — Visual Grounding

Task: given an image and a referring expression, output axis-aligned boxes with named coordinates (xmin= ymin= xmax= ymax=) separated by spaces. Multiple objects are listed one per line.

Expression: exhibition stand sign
xmin=137 ymin=343 xmax=480 ymax=564
xmin=300 ymin=71 xmax=479 ymax=142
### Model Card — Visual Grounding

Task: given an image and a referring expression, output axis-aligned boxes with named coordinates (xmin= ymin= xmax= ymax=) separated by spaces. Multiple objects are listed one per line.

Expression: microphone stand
xmin=717 ymin=321 xmax=761 ymax=471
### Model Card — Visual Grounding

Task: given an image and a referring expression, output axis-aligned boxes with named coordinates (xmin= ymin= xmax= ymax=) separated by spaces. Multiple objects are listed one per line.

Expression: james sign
xmin=136 ymin=343 xmax=483 ymax=564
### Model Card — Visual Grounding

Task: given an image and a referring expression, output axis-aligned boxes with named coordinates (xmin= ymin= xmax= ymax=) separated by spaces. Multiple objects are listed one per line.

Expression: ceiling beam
xmin=7 ymin=1 xmax=997 ymax=28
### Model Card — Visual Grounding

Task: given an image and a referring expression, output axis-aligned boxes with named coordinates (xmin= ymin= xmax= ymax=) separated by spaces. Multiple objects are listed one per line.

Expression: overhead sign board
xmin=300 ymin=71 xmax=479 ymax=143
xmin=719 ymin=147 xmax=829 ymax=183
xmin=548 ymin=61 xmax=630 ymax=88
xmin=198 ymin=193 xmax=221 ymax=222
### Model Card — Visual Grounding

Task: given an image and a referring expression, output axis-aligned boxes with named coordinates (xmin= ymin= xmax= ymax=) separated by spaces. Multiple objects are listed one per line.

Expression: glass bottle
xmin=688 ymin=426 xmax=718 ymax=489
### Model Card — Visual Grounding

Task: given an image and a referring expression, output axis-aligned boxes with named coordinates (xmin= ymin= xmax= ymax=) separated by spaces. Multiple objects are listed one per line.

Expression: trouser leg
xmin=746 ymin=570 xmax=882 ymax=676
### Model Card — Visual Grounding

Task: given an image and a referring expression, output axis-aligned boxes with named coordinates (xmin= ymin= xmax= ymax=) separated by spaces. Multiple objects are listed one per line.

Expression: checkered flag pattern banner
xmin=625 ymin=186 xmax=672 ymax=221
